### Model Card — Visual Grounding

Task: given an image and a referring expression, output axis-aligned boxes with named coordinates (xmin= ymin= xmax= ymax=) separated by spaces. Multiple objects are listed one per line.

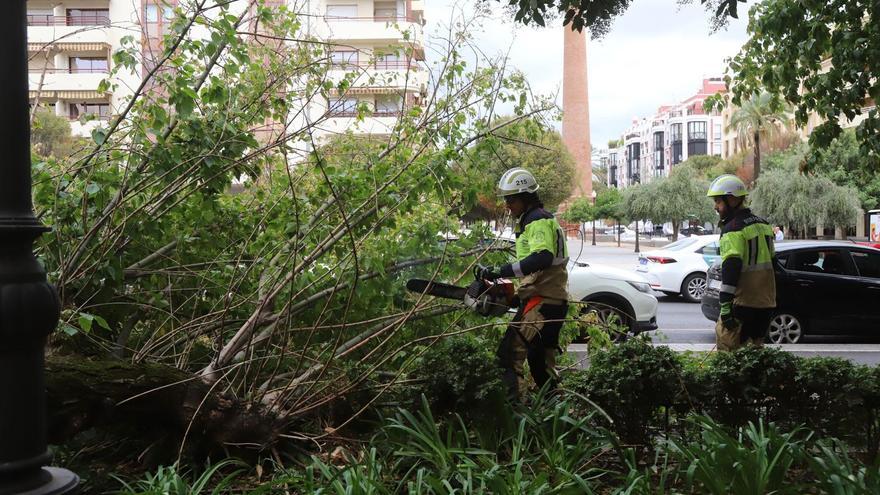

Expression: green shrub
xmin=685 ymin=346 xmax=801 ymax=427
xmin=408 ymin=334 xmax=505 ymax=422
xmin=564 ymin=337 xmax=684 ymax=443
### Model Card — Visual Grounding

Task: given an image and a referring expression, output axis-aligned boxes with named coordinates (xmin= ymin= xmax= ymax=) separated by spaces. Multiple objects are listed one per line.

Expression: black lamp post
xmin=0 ymin=1 xmax=79 ymax=493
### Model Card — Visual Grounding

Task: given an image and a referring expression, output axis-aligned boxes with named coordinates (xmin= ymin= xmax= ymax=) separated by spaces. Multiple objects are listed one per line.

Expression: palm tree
xmin=727 ymin=92 xmax=791 ymax=184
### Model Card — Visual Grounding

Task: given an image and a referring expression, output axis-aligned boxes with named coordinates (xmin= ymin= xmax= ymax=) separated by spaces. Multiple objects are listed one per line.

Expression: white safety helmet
xmin=496 ymin=167 xmax=540 ymax=197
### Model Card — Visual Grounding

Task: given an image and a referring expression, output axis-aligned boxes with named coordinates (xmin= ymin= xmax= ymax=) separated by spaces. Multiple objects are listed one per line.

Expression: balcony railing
xmin=324 ymin=15 xmax=421 ymax=23
xmin=330 ymin=60 xmax=419 ymax=71
xmin=27 ymin=14 xmax=111 ymax=26
xmin=328 ymin=108 xmax=405 ymax=118
xmin=28 ymin=67 xmax=109 ymax=74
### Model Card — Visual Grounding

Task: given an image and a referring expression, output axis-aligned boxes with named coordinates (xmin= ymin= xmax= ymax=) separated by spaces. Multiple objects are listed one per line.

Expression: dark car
xmin=680 ymin=226 xmax=712 ymax=237
xmin=702 ymin=241 xmax=880 ymax=343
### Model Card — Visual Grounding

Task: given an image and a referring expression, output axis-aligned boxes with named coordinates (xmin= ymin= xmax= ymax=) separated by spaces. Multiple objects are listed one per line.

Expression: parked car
xmin=489 ymin=231 xmax=659 ymax=337
xmin=679 ymin=225 xmax=712 ymax=237
xmin=702 ymin=241 xmax=880 ymax=343
xmin=854 ymin=240 xmax=880 ymax=250
xmin=568 ymin=261 xmax=659 ymax=340
xmin=635 ymin=235 xmax=721 ymax=302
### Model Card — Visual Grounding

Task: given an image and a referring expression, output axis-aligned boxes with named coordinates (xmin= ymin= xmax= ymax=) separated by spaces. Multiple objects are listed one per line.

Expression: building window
xmin=374 ymin=1 xmax=399 ymax=19
xmin=688 ymin=121 xmax=707 ymax=141
xmin=669 ymin=123 xmax=682 ymax=142
xmin=375 ymin=52 xmax=404 ymax=69
xmin=145 ymin=4 xmax=160 ymax=23
xmin=326 ymin=4 xmax=358 ymax=19
xmin=67 ymin=9 xmax=110 ymax=26
xmin=27 ymin=10 xmax=55 ymax=26
xmin=627 ymin=142 xmax=640 ymax=181
xmin=653 ymin=131 xmax=664 ymax=170
xmin=330 ymin=50 xmax=358 ymax=67
xmin=687 ymin=121 xmax=708 ymax=157
xmin=328 ymin=97 xmax=358 ymax=116
xmin=70 ymin=102 xmax=111 ymax=120
xmin=69 ymin=57 xmax=109 ymax=73
xmin=375 ymin=95 xmax=402 ymax=116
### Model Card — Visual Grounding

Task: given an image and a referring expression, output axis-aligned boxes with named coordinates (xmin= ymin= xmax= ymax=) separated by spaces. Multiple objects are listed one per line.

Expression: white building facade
xmin=26 ymin=0 xmax=427 ymax=140
xmin=607 ymin=78 xmax=725 ymax=188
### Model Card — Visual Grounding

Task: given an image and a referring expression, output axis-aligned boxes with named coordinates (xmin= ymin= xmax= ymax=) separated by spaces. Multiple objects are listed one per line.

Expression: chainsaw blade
xmin=406 ymin=279 xmax=468 ymax=300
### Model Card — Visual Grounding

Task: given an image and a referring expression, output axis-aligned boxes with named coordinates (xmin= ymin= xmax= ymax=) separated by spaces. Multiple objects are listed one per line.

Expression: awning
xmin=28 ymin=42 xmax=110 ymax=52
xmin=29 ymin=90 xmax=107 ymax=100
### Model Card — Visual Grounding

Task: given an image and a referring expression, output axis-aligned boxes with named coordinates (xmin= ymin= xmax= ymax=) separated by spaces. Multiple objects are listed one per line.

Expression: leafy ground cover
xmin=104 ymin=340 xmax=880 ymax=493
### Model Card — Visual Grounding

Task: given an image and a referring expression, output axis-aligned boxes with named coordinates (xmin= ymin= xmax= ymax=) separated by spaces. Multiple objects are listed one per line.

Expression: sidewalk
xmin=566 ymin=343 xmax=880 ymax=368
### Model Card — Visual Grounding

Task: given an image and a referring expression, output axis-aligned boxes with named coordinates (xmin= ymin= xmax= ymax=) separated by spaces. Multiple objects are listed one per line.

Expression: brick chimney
xmin=562 ymin=26 xmax=592 ymax=200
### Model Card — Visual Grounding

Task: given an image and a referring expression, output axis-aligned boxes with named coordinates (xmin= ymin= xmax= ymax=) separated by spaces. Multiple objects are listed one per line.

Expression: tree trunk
xmin=617 ymin=219 xmax=621 ymax=247
xmin=591 ymin=219 xmax=596 ymax=246
xmin=672 ymin=220 xmax=680 ymax=241
xmin=45 ymin=355 xmax=282 ymax=461
xmin=635 ymin=220 xmax=640 ymax=253
xmin=753 ymin=131 xmax=761 ymax=185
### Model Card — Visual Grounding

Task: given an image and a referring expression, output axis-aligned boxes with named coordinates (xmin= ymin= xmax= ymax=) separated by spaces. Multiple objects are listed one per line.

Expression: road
xmin=565 ymin=238 xmax=880 ymax=365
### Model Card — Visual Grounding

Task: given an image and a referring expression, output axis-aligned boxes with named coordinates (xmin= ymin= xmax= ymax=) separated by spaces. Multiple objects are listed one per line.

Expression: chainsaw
xmin=406 ymin=265 xmax=516 ymax=317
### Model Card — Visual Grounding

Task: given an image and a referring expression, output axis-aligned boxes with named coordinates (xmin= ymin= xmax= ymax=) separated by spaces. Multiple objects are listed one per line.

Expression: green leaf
xmin=85 ymin=183 xmax=101 ymax=195
xmin=78 ymin=313 xmax=94 ymax=333
xmin=62 ymin=325 xmax=79 ymax=337
xmin=91 ymin=127 xmax=108 ymax=145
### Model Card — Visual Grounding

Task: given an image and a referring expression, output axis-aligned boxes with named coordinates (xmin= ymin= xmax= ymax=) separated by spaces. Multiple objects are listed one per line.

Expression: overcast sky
xmin=424 ymin=0 xmax=752 ymax=148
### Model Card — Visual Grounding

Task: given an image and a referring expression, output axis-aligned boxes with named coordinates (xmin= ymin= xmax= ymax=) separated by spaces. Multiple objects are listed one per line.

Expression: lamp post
xmin=590 ymin=190 xmax=597 ymax=246
xmin=0 ymin=1 xmax=79 ymax=493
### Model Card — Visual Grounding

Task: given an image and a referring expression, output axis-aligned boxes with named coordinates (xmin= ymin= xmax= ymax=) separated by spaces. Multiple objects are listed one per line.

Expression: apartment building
xmin=26 ymin=0 xmax=427 ymax=141
xmin=27 ymin=1 xmax=141 ymax=136
xmin=607 ymin=78 xmax=725 ymax=188
xmin=313 ymin=0 xmax=427 ymax=137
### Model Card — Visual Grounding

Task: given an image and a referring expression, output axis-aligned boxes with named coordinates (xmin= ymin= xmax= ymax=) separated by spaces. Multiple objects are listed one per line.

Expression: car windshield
xmin=663 ymin=237 xmax=700 ymax=251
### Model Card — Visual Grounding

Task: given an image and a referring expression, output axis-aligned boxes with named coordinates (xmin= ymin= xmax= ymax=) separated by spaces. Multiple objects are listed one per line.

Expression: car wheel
xmin=578 ymin=300 xmax=632 ymax=343
xmin=680 ymin=273 xmax=707 ymax=303
xmin=767 ymin=312 xmax=804 ymax=344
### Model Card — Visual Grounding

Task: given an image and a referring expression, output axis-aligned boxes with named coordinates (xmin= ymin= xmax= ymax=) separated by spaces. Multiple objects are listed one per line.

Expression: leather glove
xmin=476 ymin=265 xmax=501 ymax=281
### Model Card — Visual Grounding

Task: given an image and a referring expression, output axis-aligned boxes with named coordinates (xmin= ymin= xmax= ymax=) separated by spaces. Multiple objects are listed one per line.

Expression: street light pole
xmin=590 ymin=190 xmax=597 ymax=246
xmin=0 ymin=1 xmax=79 ymax=493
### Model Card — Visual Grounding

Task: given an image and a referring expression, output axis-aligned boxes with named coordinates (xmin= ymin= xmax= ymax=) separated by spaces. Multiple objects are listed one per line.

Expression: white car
xmin=635 ymin=235 xmax=721 ymax=302
xmin=568 ymin=261 xmax=659 ymax=335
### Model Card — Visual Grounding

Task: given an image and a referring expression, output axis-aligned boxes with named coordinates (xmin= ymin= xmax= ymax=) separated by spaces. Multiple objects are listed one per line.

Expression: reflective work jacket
xmin=719 ymin=208 xmax=777 ymax=308
xmin=513 ymin=207 xmax=569 ymax=301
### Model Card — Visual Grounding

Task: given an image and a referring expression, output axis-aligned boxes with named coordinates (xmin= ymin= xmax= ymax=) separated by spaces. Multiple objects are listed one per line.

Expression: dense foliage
xmin=721 ymin=0 xmax=880 ymax=161
xmin=35 ymin=0 xmax=550 ymax=461
xmin=118 ymin=342 xmax=880 ymax=493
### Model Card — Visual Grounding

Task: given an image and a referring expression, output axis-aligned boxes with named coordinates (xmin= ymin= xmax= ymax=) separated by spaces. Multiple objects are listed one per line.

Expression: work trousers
xmin=497 ymin=299 xmax=568 ymax=401
xmin=716 ymin=306 xmax=773 ymax=351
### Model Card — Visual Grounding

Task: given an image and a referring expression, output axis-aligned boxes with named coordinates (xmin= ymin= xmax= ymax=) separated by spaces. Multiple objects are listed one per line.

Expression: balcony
xmin=318 ymin=16 xmax=424 ymax=44
xmin=28 ymin=16 xmax=110 ymax=47
xmin=327 ymin=62 xmax=428 ymax=92
xmin=29 ymin=71 xmax=107 ymax=94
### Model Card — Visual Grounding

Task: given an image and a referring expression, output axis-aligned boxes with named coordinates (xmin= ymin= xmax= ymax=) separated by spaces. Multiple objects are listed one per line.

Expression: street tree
xmin=621 ymin=182 xmax=658 ymax=252
xmin=807 ymin=130 xmax=880 ymax=211
xmin=561 ymin=196 xmax=596 ymax=243
xmin=30 ymin=109 xmax=85 ymax=159
xmin=595 ymin=187 xmax=625 ymax=246
xmin=655 ymin=165 xmax=714 ymax=240
xmin=31 ymin=1 xmax=549 ymax=459
xmin=751 ymin=169 xmax=861 ymax=238
xmin=468 ymin=117 xmax=577 ymax=212
xmin=720 ymin=0 xmax=880 ymax=162
xmin=725 ymin=92 xmax=792 ymax=184
xmin=495 ymin=0 xmax=746 ymax=35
